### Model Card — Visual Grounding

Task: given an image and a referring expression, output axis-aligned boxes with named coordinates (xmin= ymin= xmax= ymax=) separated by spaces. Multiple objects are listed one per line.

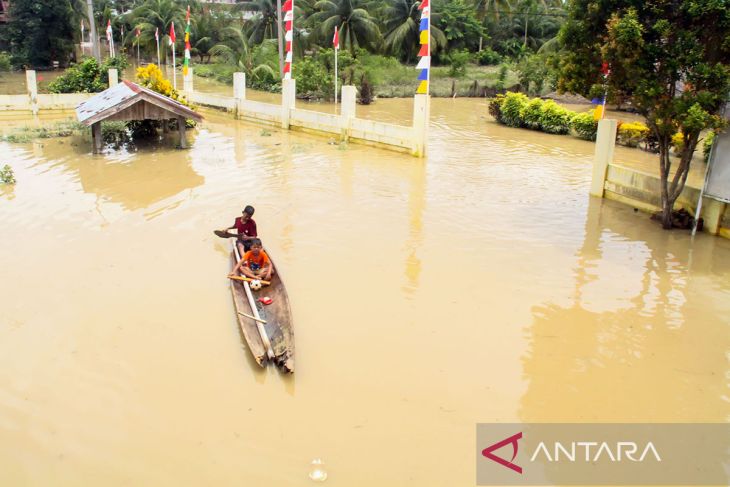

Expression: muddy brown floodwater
xmin=0 ymin=98 xmax=729 ymax=486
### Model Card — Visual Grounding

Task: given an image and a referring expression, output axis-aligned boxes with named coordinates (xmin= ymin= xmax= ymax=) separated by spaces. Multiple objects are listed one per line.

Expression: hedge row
xmin=488 ymin=92 xmax=716 ymax=161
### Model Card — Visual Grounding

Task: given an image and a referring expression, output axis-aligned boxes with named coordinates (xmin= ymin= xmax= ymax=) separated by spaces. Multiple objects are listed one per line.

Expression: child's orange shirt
xmin=243 ymin=250 xmax=270 ymax=270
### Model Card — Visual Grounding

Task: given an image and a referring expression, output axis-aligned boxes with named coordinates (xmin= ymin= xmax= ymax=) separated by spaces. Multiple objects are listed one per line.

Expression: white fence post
xmin=26 ymin=70 xmax=38 ymax=115
xmin=183 ymin=67 xmax=194 ymax=92
xmin=411 ymin=94 xmax=430 ymax=157
xmin=233 ymin=72 xmax=246 ymax=117
xmin=340 ymin=85 xmax=356 ymax=141
xmin=590 ymin=119 xmax=618 ymax=197
xmin=108 ymin=68 xmax=119 ymax=87
xmin=281 ymin=78 xmax=296 ymax=129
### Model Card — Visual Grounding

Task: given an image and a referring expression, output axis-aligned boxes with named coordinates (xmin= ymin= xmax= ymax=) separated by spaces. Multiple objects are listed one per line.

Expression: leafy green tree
xmin=559 ymin=1 xmax=730 ymax=229
xmin=381 ymin=0 xmax=446 ymax=62
xmin=308 ymin=0 xmax=381 ymax=54
xmin=434 ymin=0 xmax=485 ymax=51
xmin=3 ymin=0 xmax=77 ymax=68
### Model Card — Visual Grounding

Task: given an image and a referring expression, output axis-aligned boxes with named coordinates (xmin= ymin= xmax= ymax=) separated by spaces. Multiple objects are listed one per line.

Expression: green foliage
xmin=558 ymin=0 xmax=730 ymax=225
xmin=0 ymin=52 xmax=11 ymax=72
xmin=499 ymin=91 xmax=529 ymax=128
xmin=435 ymin=0 xmax=486 ymax=51
xmin=516 ymin=53 xmax=549 ymax=96
xmin=488 ymin=94 xmax=505 ymax=123
xmin=1 ymin=120 xmax=86 ymax=143
xmin=308 ymin=0 xmax=381 ymax=54
xmin=3 ymin=0 xmax=76 ymax=68
xmin=520 ymin=97 xmax=544 ymax=130
xmin=48 ymin=56 xmax=129 ymax=94
xmin=0 ymin=165 xmax=15 ymax=185
xmin=539 ymin=100 xmax=572 ymax=135
xmin=703 ymin=131 xmax=716 ymax=163
xmin=571 ymin=111 xmax=598 ymax=141
xmin=448 ymin=50 xmax=470 ymax=77
xmin=476 ymin=48 xmax=502 ymax=66
xmin=293 ymin=57 xmax=332 ymax=99
xmin=382 ymin=0 xmax=446 ymax=62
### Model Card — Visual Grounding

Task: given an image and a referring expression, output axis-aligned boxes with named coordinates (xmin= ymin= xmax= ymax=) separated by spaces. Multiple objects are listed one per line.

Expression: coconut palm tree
xmin=210 ymin=27 xmax=277 ymax=83
xmin=382 ymin=0 xmax=446 ymax=62
xmin=131 ymin=0 xmax=187 ymax=63
xmin=308 ymin=0 xmax=381 ymax=54
xmin=234 ymin=0 xmax=279 ymax=44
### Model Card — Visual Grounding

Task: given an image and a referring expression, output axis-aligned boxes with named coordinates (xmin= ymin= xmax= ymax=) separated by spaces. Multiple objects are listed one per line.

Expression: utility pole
xmin=86 ymin=0 xmax=101 ymax=61
xmin=276 ymin=0 xmax=284 ymax=77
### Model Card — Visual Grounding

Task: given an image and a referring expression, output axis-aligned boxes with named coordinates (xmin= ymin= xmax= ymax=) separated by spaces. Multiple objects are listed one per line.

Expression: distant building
xmin=203 ymin=0 xmax=238 ymax=4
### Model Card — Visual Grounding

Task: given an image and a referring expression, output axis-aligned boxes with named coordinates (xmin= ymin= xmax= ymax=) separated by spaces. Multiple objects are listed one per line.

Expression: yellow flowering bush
xmin=135 ymin=64 xmax=192 ymax=108
xmin=671 ymin=132 xmax=685 ymax=153
xmin=617 ymin=121 xmax=650 ymax=147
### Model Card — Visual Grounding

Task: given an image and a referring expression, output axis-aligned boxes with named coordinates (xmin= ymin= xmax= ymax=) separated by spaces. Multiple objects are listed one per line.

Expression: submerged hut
xmin=76 ymin=80 xmax=203 ymax=153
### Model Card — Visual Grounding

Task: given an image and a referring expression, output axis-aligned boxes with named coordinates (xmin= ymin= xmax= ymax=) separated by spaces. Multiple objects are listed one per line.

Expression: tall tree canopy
xmin=3 ymin=0 xmax=77 ymax=68
xmin=559 ymin=0 xmax=730 ymax=229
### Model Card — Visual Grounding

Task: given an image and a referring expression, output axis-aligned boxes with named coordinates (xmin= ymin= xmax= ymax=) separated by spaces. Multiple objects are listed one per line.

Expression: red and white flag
xmin=168 ymin=22 xmax=176 ymax=45
xmin=106 ymin=20 xmax=112 ymax=41
xmin=333 ymin=26 xmax=339 ymax=50
xmin=154 ymin=27 xmax=159 ymax=42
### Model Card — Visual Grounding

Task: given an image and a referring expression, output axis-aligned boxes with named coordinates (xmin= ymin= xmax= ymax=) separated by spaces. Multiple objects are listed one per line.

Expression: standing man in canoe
xmin=222 ymin=205 xmax=258 ymax=254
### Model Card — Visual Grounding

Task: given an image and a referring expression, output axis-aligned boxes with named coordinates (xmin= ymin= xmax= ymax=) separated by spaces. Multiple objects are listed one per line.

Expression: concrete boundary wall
xmin=3 ymin=70 xmax=429 ymax=157
xmin=591 ymin=119 xmax=730 ymax=238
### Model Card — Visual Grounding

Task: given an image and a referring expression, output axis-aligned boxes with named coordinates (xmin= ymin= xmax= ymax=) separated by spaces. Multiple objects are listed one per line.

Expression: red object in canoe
xmin=259 ymin=297 xmax=273 ymax=305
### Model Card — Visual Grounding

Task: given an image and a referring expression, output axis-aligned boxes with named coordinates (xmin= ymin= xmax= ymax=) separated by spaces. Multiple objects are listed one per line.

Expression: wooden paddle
xmin=227 ymin=275 xmax=271 ymax=286
xmin=214 ymin=230 xmax=239 ymax=238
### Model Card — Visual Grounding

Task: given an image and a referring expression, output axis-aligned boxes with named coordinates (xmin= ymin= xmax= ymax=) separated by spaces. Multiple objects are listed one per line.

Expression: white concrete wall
xmin=185 ymin=91 xmax=237 ymax=111
xmin=290 ymin=108 xmax=341 ymax=135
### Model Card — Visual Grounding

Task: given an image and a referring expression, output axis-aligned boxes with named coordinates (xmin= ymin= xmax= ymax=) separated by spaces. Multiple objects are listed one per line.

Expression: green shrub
xmin=0 ymin=164 xmax=15 ymax=184
xmin=703 ymin=131 xmax=716 ymax=162
xmin=617 ymin=121 xmax=650 ymax=147
xmin=476 ymin=48 xmax=502 ymax=66
xmin=500 ymin=92 xmax=529 ymax=128
xmin=520 ymin=98 xmax=544 ymax=130
xmin=539 ymin=100 xmax=572 ymax=135
xmin=0 ymin=52 xmax=11 ymax=72
xmin=293 ymin=57 xmax=332 ymax=99
xmin=571 ymin=111 xmax=599 ymax=141
xmin=48 ymin=55 xmax=128 ymax=93
xmin=448 ymin=50 xmax=470 ymax=77
xmin=488 ymin=94 xmax=504 ymax=123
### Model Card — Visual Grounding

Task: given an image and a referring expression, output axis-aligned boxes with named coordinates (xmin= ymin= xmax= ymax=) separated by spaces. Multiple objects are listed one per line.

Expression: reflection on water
xmin=0 ymin=99 xmax=728 ymax=486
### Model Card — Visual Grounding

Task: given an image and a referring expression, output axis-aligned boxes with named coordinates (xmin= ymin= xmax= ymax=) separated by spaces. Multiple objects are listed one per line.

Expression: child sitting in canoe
xmin=234 ymin=238 xmax=273 ymax=282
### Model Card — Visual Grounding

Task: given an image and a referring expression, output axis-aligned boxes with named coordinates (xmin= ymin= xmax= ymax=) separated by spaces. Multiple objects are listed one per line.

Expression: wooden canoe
xmin=229 ymin=240 xmax=295 ymax=373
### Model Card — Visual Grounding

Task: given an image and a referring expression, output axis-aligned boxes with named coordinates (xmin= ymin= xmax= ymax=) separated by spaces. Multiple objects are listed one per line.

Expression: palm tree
xmin=382 ymin=0 xmax=446 ymax=62
xmin=210 ymin=27 xmax=277 ymax=83
xmin=308 ymin=0 xmax=381 ymax=54
xmin=131 ymin=0 xmax=187 ymax=63
xmin=235 ymin=0 xmax=280 ymax=44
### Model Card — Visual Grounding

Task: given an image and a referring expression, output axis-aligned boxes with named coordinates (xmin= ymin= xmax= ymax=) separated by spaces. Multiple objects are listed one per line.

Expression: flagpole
xmin=334 ymin=44 xmax=338 ymax=111
xmin=156 ymin=28 xmax=160 ymax=66
xmin=172 ymin=44 xmax=176 ymax=89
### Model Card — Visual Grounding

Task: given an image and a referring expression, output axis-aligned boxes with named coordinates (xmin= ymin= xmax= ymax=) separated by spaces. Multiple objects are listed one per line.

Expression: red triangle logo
xmin=481 ymin=432 xmax=523 ymax=474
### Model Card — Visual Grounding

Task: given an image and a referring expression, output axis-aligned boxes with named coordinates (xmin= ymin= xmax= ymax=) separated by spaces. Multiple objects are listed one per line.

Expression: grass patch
xmin=1 ymin=120 xmax=87 ymax=143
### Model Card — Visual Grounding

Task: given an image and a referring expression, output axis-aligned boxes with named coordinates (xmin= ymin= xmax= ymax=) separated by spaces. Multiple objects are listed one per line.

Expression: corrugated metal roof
xmin=75 ymin=80 xmax=202 ymax=126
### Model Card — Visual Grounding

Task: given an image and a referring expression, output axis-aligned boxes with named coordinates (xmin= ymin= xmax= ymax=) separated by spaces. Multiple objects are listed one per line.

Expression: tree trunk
xmin=276 ymin=0 xmax=284 ymax=77
xmin=86 ymin=0 xmax=100 ymax=61
xmin=658 ymin=132 xmax=700 ymax=229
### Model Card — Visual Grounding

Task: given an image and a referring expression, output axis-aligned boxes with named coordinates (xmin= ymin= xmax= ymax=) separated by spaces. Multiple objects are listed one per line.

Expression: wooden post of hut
xmin=177 ymin=117 xmax=187 ymax=149
xmin=75 ymin=80 xmax=202 ymax=154
xmin=91 ymin=122 xmax=102 ymax=153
